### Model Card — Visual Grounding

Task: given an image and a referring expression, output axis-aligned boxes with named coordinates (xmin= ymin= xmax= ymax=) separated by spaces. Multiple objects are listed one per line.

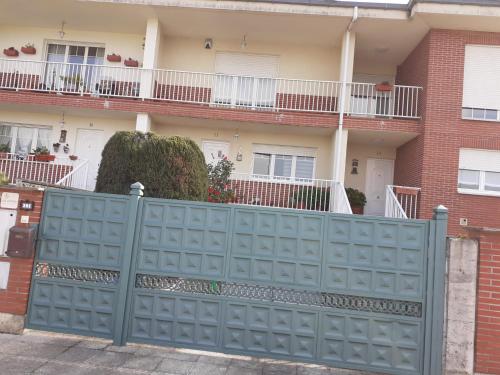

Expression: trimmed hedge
xmin=95 ymin=132 xmax=208 ymax=201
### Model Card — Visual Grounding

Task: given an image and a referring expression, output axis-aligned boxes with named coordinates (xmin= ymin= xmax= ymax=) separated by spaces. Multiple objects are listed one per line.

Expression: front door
xmin=202 ymin=141 xmax=230 ymax=166
xmin=364 ymin=158 xmax=394 ymax=216
xmin=75 ymin=129 xmax=105 ymax=191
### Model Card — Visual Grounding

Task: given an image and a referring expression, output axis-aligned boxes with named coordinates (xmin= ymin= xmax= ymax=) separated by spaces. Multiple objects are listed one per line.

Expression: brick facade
xmin=395 ymin=30 xmax=500 ymax=235
xmin=0 ymin=186 xmax=44 ymax=316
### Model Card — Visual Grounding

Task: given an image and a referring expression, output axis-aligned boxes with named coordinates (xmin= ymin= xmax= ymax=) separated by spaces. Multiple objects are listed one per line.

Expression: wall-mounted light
xmin=241 ymin=35 xmax=247 ymax=49
xmin=204 ymin=38 xmax=213 ymax=50
xmin=351 ymin=159 xmax=359 ymax=175
xmin=58 ymin=21 xmax=66 ymax=39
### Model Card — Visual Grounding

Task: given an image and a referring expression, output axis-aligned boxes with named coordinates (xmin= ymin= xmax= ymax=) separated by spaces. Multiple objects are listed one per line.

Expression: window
xmin=251 ymin=148 xmax=316 ymax=182
xmin=462 ymin=45 xmax=500 ymax=121
xmin=458 ymin=148 xmax=500 ymax=196
xmin=0 ymin=123 xmax=52 ymax=156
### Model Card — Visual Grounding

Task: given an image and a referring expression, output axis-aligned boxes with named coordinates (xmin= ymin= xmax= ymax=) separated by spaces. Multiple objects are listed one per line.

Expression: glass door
xmin=45 ymin=44 xmax=104 ymax=93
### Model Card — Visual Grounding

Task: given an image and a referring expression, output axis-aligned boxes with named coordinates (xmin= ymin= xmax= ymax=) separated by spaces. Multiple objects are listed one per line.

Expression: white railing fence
xmin=0 ymin=58 xmax=141 ymax=98
xmin=385 ymin=185 xmax=421 ymax=219
xmin=347 ymin=83 xmax=422 ymax=119
xmin=228 ymin=173 xmax=351 ymax=214
xmin=0 ymin=58 xmax=422 ymax=118
xmin=56 ymin=159 xmax=89 ymax=190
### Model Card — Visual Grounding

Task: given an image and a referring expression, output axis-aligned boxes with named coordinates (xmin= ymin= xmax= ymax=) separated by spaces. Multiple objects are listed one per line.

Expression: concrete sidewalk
xmin=0 ymin=331 xmax=380 ymax=375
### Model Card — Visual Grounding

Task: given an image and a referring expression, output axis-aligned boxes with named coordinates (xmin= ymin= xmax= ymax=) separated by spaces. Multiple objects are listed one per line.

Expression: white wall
xmin=159 ymin=36 xmax=341 ymax=81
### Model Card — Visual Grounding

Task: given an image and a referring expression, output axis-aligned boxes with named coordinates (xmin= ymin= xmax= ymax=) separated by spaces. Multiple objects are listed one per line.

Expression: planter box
xmin=107 ymin=54 xmax=121 ymax=63
xmin=375 ymin=83 xmax=393 ymax=92
xmin=124 ymin=59 xmax=139 ymax=67
xmin=21 ymin=47 xmax=36 ymax=55
xmin=3 ymin=48 xmax=19 ymax=57
xmin=34 ymin=154 xmax=55 ymax=162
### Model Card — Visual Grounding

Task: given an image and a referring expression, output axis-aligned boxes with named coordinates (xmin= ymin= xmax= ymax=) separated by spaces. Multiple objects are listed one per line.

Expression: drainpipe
xmin=334 ymin=6 xmax=358 ymax=184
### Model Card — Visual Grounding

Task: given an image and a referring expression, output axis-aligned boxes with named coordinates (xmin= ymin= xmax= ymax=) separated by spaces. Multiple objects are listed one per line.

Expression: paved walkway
xmin=0 ymin=331 xmax=380 ymax=375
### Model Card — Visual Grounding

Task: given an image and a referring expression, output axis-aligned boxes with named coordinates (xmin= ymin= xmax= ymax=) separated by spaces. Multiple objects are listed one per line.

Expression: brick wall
xmin=468 ymin=228 xmax=500 ymax=374
xmin=394 ymin=30 xmax=500 ymax=234
xmin=0 ymin=186 xmax=44 ymax=316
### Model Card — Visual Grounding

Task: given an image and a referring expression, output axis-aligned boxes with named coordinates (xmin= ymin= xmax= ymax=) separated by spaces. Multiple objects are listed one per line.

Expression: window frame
xmin=251 ymin=152 xmax=316 ymax=183
xmin=0 ymin=123 xmax=52 ymax=155
xmin=462 ymin=107 xmax=500 ymax=122
xmin=458 ymin=168 xmax=500 ymax=197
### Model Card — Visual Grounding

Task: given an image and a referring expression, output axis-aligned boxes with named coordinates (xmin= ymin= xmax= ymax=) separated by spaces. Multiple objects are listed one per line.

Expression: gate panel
xmin=127 ymin=200 xmax=434 ymax=375
xmin=27 ymin=189 xmax=132 ymax=339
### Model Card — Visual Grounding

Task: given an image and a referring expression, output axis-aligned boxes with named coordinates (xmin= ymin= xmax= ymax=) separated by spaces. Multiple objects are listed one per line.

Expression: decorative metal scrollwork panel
xmin=135 ymin=274 xmax=421 ymax=318
xmin=35 ymin=262 xmax=120 ymax=284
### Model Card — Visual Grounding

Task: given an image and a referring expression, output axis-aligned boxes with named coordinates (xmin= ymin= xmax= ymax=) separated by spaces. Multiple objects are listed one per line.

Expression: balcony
xmin=0 ymin=58 xmax=422 ymax=119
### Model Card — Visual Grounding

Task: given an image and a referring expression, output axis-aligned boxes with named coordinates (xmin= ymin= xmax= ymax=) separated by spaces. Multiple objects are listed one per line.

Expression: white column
xmin=339 ymin=31 xmax=356 ymax=83
xmin=136 ymin=113 xmax=151 ymax=133
xmin=331 ymin=129 xmax=348 ymax=183
xmin=140 ymin=18 xmax=161 ymax=99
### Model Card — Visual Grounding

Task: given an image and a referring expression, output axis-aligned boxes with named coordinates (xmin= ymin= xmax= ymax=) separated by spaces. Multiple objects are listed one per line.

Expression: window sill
xmin=462 ymin=116 xmax=499 ymax=123
xmin=458 ymin=188 xmax=500 ymax=198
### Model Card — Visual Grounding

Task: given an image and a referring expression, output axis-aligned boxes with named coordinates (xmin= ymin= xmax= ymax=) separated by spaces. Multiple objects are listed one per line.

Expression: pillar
xmin=136 ymin=113 xmax=151 ymax=133
xmin=140 ymin=18 xmax=161 ymax=99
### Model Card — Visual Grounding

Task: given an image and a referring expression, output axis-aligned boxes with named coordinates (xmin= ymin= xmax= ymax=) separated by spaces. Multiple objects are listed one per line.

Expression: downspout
xmin=334 ymin=6 xmax=358 ymax=184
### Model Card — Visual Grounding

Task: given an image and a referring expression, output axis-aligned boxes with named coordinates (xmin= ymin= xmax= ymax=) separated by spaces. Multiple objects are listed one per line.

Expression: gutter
xmin=333 ymin=6 xmax=358 ymax=184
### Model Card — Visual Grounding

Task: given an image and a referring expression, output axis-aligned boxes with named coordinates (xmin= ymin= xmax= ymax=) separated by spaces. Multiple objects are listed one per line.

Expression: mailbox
xmin=6 ymin=225 xmax=38 ymax=258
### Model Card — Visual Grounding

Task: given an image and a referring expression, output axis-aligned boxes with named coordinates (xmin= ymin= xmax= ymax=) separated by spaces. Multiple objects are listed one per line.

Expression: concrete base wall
xmin=445 ymin=238 xmax=478 ymax=375
xmin=0 ymin=312 xmax=25 ymax=334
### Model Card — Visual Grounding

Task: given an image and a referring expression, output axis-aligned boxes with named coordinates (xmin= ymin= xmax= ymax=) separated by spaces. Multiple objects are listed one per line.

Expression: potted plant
xmin=107 ymin=53 xmax=121 ymax=63
xmin=33 ymin=146 xmax=55 ymax=162
xmin=0 ymin=143 xmax=10 ymax=159
xmin=52 ymin=142 xmax=60 ymax=152
xmin=375 ymin=81 xmax=393 ymax=92
xmin=124 ymin=58 xmax=139 ymax=67
xmin=3 ymin=47 xmax=19 ymax=57
xmin=69 ymin=155 xmax=78 ymax=161
xmin=21 ymin=43 xmax=36 ymax=55
xmin=63 ymin=144 xmax=70 ymax=153
xmin=345 ymin=187 xmax=367 ymax=215
xmin=0 ymin=172 xmax=8 ymax=186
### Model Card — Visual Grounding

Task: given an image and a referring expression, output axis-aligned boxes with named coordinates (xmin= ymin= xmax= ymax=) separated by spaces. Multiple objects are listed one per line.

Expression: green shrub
xmin=0 ymin=143 xmax=10 ymax=153
xmin=96 ymin=132 xmax=208 ymax=201
xmin=95 ymin=131 xmax=152 ymax=195
xmin=345 ymin=187 xmax=367 ymax=207
xmin=133 ymin=136 xmax=208 ymax=200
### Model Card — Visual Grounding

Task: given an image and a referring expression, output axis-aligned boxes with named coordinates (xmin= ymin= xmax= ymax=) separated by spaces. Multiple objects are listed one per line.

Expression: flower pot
xmin=375 ymin=83 xmax=393 ymax=92
xmin=124 ymin=58 xmax=139 ymax=67
xmin=107 ymin=54 xmax=122 ymax=63
xmin=351 ymin=205 xmax=364 ymax=215
xmin=69 ymin=155 xmax=78 ymax=161
xmin=21 ymin=47 xmax=36 ymax=55
xmin=3 ymin=48 xmax=19 ymax=57
xmin=34 ymin=154 xmax=55 ymax=162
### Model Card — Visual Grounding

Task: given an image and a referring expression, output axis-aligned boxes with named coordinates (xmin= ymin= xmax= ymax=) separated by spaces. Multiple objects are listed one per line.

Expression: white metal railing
xmin=347 ymin=83 xmax=421 ymax=119
xmin=0 ymin=59 xmax=422 ymax=118
xmin=152 ymin=69 xmax=342 ymax=113
xmin=0 ymin=152 xmax=87 ymax=187
xmin=228 ymin=173 xmax=351 ymax=213
xmin=385 ymin=185 xmax=421 ymax=219
xmin=55 ymin=159 xmax=89 ymax=190
xmin=0 ymin=58 xmax=141 ymax=98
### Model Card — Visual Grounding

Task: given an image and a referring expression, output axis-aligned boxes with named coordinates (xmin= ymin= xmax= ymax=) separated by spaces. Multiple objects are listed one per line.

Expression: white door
xmin=364 ymin=158 xmax=394 ymax=216
xmin=75 ymin=129 xmax=105 ymax=191
xmin=0 ymin=209 xmax=17 ymax=256
xmin=202 ymin=141 xmax=230 ymax=166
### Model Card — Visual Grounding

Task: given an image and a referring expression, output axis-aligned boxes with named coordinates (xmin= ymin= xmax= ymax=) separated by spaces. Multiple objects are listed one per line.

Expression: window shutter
xmin=463 ymin=45 xmax=500 ymax=110
xmin=459 ymin=148 xmax=500 ymax=172
xmin=215 ymin=52 xmax=279 ymax=78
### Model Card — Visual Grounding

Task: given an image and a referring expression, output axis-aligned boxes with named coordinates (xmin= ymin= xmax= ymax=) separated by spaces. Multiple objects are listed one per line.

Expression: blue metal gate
xmin=27 ymin=185 xmax=447 ymax=375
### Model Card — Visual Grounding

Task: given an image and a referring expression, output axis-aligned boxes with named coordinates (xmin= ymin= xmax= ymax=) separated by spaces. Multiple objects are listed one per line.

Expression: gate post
xmin=429 ymin=205 xmax=448 ymax=375
xmin=113 ymin=182 xmax=144 ymax=346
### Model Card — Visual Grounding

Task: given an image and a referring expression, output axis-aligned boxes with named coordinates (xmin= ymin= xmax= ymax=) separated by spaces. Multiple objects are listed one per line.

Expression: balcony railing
xmin=0 ymin=58 xmax=422 ymax=118
xmin=385 ymin=185 xmax=421 ymax=219
xmin=0 ymin=152 xmax=88 ymax=188
xmin=229 ymin=173 xmax=352 ymax=214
